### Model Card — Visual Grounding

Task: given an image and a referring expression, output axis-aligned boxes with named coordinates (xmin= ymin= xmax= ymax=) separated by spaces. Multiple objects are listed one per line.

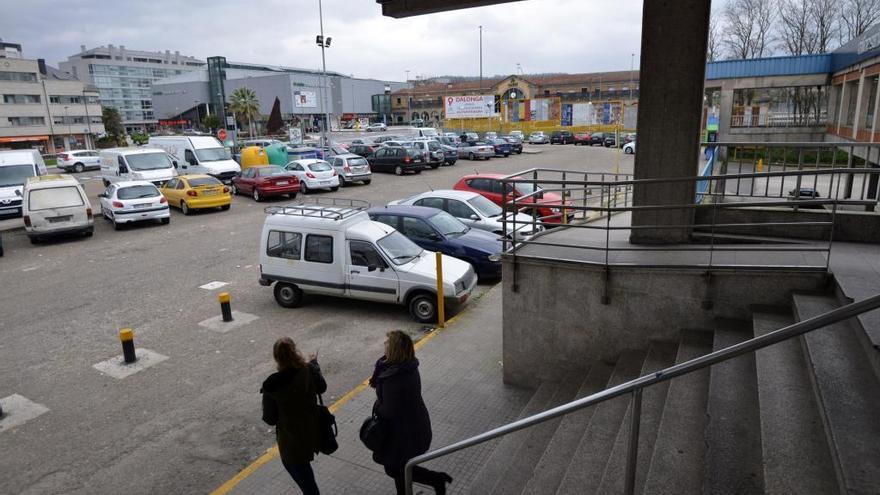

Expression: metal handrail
xmin=404 ymin=294 xmax=880 ymax=494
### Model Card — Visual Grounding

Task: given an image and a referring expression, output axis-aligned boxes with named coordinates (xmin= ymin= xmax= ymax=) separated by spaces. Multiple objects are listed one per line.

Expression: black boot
xmin=432 ymin=472 xmax=453 ymax=495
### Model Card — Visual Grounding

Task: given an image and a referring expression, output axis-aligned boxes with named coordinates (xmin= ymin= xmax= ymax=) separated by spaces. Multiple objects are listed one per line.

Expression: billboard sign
xmin=294 ymin=90 xmax=317 ymax=108
xmin=444 ymin=95 xmax=497 ymax=118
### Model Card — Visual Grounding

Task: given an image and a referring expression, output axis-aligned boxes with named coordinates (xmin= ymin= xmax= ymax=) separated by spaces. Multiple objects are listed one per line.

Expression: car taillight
xmin=306 ymin=172 xmax=316 ymax=179
xmin=404 ymin=156 xmax=411 ymax=163
xmin=344 ymin=166 xmax=351 ymax=172
xmin=112 ymin=201 xmax=124 ymax=208
xmin=332 ymin=170 xmax=338 ymax=176
xmin=159 ymin=196 xmax=167 ymax=204
xmin=86 ymin=208 xmax=92 ymax=219
xmin=187 ymin=190 xmax=198 ymax=197
xmin=223 ymin=187 xmax=230 ymax=193
xmin=59 ymin=154 xmax=70 ymax=161
xmin=23 ymin=215 xmax=31 ymax=227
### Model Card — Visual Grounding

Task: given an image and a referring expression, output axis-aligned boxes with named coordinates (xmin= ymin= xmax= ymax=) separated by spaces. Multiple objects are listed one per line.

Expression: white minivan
xmin=0 ymin=150 xmax=48 ymax=217
xmin=23 ymin=174 xmax=93 ymax=243
xmin=100 ymin=147 xmax=177 ymax=187
xmin=258 ymin=199 xmax=477 ymax=323
xmin=149 ymin=135 xmax=241 ymax=183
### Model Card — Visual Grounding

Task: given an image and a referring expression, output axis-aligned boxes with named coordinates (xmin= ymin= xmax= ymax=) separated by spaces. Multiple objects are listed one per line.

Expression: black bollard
xmin=219 ymin=292 xmax=233 ymax=322
xmin=120 ymin=328 xmax=137 ymax=364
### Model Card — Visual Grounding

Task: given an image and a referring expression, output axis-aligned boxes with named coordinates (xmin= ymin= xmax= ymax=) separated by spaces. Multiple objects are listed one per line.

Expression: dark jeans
xmin=281 ymin=459 xmax=319 ymax=495
xmin=384 ymin=464 xmax=446 ymax=495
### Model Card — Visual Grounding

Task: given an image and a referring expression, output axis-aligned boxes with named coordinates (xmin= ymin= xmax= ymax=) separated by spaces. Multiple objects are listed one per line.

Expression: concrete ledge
xmin=0 ymin=394 xmax=50 ymax=433
xmin=0 ymin=218 xmax=24 ymax=232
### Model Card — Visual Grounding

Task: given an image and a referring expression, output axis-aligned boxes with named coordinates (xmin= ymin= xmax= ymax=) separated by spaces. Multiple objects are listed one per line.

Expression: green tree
xmin=202 ymin=114 xmax=221 ymax=132
xmin=229 ymin=87 xmax=260 ymax=137
xmin=102 ymin=106 xmax=124 ymax=141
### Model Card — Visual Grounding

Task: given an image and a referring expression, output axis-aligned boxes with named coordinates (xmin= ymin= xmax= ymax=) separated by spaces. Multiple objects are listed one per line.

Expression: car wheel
xmin=74 ymin=163 xmax=85 ymax=173
xmin=112 ymin=214 xmax=121 ymax=230
xmin=230 ymin=183 xmax=238 ymax=195
xmin=408 ymin=292 xmax=438 ymax=323
xmin=30 ymin=236 xmax=40 ymax=245
xmin=287 ymin=192 xmax=298 ymax=199
xmin=468 ymin=152 xmax=475 ymax=160
xmin=84 ymin=229 xmax=93 ymax=237
xmin=181 ymin=201 xmax=191 ymax=215
xmin=362 ymin=179 xmax=371 ymax=185
xmin=301 ymin=182 xmax=309 ymax=194
xmin=160 ymin=217 xmax=170 ymax=225
xmin=338 ymin=176 xmax=346 ymax=187
xmin=220 ymin=204 xmax=230 ymax=211
xmin=330 ymin=186 xmax=339 ymax=192
xmin=252 ymin=188 xmax=261 ymax=202
xmin=274 ymin=282 xmax=304 ymax=308
xmin=516 ymin=150 xmax=522 ymax=154
xmin=414 ymin=169 xmax=422 ymax=174
xmin=395 ymin=166 xmax=403 ymax=176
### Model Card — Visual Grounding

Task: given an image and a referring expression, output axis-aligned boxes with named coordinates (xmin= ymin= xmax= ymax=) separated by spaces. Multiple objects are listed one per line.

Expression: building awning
xmin=0 ymin=135 xmax=49 ymax=143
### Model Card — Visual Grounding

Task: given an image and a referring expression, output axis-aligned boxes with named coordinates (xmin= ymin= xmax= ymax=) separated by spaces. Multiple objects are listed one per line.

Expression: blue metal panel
xmin=706 ymin=54 xmax=832 ymax=80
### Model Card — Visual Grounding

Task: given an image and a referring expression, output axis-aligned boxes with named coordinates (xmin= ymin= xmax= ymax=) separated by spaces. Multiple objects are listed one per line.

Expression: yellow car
xmin=159 ymin=175 xmax=231 ymax=215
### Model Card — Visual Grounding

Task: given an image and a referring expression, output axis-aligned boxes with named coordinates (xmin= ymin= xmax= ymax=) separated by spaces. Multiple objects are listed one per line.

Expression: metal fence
xmin=730 ymin=112 xmax=827 ymax=127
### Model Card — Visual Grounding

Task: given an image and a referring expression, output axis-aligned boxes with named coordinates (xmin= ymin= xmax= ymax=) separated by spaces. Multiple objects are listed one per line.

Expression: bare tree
xmin=708 ymin=13 xmax=721 ymax=61
xmin=723 ymin=0 xmax=776 ymax=58
xmin=841 ymin=0 xmax=880 ymax=40
xmin=779 ymin=0 xmax=818 ymax=55
xmin=811 ymin=0 xmax=841 ymax=52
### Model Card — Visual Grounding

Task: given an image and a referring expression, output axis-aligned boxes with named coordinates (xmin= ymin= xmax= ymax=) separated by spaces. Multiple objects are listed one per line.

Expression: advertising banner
xmin=294 ymin=90 xmax=317 ymax=108
xmin=561 ymin=104 xmax=573 ymax=126
xmin=572 ymin=103 xmax=596 ymax=125
xmin=444 ymin=95 xmax=497 ymax=118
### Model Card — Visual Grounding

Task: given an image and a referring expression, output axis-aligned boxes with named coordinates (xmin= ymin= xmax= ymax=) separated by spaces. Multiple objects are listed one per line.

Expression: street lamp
xmin=64 ymin=105 xmax=70 ymax=150
xmin=316 ymin=0 xmax=332 ymax=146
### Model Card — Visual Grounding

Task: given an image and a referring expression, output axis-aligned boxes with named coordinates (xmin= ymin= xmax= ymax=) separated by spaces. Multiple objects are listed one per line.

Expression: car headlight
xmin=488 ymin=253 xmax=502 ymax=262
xmin=551 ymin=207 xmax=562 ymax=214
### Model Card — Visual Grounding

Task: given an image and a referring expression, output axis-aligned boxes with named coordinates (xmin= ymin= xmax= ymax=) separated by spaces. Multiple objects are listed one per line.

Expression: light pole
xmin=82 ymin=90 xmax=93 ymax=148
xmin=316 ymin=0 xmax=332 ymax=146
xmin=479 ymin=25 xmax=483 ymax=92
xmin=64 ymin=105 xmax=70 ymax=150
xmin=405 ymin=69 xmax=410 ymax=82
xmin=630 ymin=53 xmax=635 ymax=103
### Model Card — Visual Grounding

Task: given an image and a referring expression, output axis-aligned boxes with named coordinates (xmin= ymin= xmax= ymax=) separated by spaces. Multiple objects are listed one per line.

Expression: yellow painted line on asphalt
xmin=208 ymin=288 xmax=486 ymax=495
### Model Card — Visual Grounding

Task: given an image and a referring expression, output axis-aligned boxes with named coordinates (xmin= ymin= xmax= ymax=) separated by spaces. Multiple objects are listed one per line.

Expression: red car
xmin=232 ymin=165 xmax=300 ymax=201
xmin=573 ymin=132 xmax=592 ymax=145
xmin=452 ymin=173 xmax=575 ymax=225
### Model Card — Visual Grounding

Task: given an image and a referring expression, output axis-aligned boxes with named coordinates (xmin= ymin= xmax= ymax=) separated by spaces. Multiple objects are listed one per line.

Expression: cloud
xmin=4 ymin=0 xmax=645 ymax=80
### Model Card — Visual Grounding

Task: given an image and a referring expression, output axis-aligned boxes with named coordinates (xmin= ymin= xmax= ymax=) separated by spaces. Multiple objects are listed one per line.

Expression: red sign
xmin=159 ymin=119 xmax=189 ymax=126
xmin=217 ymin=129 xmax=228 ymax=141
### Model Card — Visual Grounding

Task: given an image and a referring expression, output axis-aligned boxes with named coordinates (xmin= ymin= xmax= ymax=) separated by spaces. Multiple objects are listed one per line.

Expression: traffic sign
xmin=217 ymin=129 xmax=228 ymax=141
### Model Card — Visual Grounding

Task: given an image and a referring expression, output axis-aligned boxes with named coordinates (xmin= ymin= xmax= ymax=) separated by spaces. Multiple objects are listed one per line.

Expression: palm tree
xmin=229 ymin=87 xmax=260 ymax=136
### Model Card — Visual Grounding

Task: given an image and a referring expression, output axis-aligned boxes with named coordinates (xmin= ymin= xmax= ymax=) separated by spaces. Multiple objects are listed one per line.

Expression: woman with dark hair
xmin=370 ymin=330 xmax=453 ymax=495
xmin=261 ymin=337 xmax=327 ymax=495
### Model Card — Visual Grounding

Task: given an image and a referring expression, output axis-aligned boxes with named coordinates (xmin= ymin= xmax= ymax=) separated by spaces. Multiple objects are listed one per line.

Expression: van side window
xmin=305 ymin=234 xmax=333 ymax=263
xmin=118 ymin=156 xmax=126 ymax=168
xmin=349 ymin=241 xmax=386 ymax=268
xmin=267 ymin=230 xmax=302 ymax=260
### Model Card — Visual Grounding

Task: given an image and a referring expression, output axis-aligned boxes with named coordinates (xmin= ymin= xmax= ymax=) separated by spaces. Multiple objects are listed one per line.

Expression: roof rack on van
xmin=264 ymin=197 xmax=371 ymax=220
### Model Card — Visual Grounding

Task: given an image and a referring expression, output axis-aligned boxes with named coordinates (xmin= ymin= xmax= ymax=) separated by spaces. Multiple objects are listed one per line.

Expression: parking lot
xmin=0 ymin=141 xmax=633 ymax=495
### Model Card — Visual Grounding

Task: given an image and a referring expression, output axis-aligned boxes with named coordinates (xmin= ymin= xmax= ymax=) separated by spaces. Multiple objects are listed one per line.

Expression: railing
xmin=404 ymin=293 xmax=880 ymax=494
xmin=730 ymin=112 xmax=827 ymax=128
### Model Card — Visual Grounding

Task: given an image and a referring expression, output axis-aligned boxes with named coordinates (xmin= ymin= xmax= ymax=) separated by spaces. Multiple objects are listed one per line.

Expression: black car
xmin=501 ymin=136 xmax=523 ymax=154
xmin=372 ymin=135 xmax=399 ymax=144
xmin=603 ymin=135 xmax=617 ymax=148
xmin=589 ymin=132 xmax=606 ymax=146
xmin=550 ymin=130 xmax=574 ymax=144
xmin=366 ymin=146 xmax=427 ymax=175
xmin=348 ymin=144 xmax=380 ymax=158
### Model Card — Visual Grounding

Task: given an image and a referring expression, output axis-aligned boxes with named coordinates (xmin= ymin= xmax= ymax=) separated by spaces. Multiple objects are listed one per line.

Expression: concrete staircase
xmin=462 ymin=290 xmax=880 ymax=495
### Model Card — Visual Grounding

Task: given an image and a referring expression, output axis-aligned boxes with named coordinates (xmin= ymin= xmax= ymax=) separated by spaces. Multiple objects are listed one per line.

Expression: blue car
xmin=367 ymin=205 xmax=503 ymax=280
xmin=490 ymin=138 xmax=511 ymax=157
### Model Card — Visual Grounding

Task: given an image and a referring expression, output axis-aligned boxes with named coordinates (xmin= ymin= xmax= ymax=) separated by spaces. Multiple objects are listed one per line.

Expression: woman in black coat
xmin=371 ymin=330 xmax=452 ymax=495
xmin=262 ymin=337 xmax=327 ymax=495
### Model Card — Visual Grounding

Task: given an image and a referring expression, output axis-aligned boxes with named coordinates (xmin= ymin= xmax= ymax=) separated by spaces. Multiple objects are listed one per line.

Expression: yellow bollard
xmin=119 ymin=328 xmax=137 ymax=364
xmin=435 ymin=252 xmax=445 ymax=328
xmin=757 ymin=157 xmax=764 ymax=172
xmin=218 ymin=292 xmax=233 ymax=322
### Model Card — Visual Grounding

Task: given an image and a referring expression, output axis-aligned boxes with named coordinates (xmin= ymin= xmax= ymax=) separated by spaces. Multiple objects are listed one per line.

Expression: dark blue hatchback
xmin=368 ymin=205 xmax=503 ymax=280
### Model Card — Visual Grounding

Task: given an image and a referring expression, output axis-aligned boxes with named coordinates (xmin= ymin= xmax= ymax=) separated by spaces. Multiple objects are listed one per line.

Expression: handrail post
xmin=624 ymin=388 xmax=643 ymax=495
xmin=404 ymin=464 xmax=414 ymax=495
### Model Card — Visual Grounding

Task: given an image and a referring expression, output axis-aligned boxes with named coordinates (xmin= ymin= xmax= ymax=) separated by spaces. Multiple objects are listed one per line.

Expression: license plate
xmin=276 ymin=181 xmax=289 ymax=186
xmin=203 ymin=190 xmax=217 ymax=196
xmin=320 ymin=180 xmax=331 ymax=185
xmin=47 ymin=215 xmax=72 ymax=223
xmin=134 ymin=203 xmax=151 ymax=209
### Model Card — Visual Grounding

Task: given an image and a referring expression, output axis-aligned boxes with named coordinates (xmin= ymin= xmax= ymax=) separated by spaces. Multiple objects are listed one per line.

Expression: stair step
xmin=703 ymin=321 xmax=764 ymax=495
xmin=488 ymin=376 xmax=583 ymax=495
xmin=521 ymin=362 xmax=615 ymax=495
xmin=466 ymin=379 xmax=566 ymax=494
xmin=594 ymin=342 xmax=678 ymax=495
xmin=554 ymin=350 xmax=647 ymax=495
xmin=641 ymin=330 xmax=713 ymax=495
xmin=793 ymin=293 xmax=880 ymax=494
xmin=752 ymin=308 xmax=838 ymax=495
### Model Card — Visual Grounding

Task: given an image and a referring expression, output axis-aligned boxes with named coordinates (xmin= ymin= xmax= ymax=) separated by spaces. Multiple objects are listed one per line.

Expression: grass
xmin=44 ymin=158 xmax=57 ymax=166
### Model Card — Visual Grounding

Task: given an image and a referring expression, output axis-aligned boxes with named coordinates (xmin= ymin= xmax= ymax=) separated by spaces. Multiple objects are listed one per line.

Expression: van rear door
xmin=28 ymin=184 xmax=90 ymax=230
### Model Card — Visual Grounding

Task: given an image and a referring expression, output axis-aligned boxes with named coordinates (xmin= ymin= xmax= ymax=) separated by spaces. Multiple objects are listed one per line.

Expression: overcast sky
xmin=5 ymin=0 xmax=652 ymax=81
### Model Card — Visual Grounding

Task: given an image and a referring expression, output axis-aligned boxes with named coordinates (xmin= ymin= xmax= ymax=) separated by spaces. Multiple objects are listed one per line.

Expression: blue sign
xmin=561 ymin=104 xmax=573 ymax=126
xmin=602 ymin=102 xmax=611 ymax=124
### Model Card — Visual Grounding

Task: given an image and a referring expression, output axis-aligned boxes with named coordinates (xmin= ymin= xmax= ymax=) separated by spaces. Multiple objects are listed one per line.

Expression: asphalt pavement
xmin=0 ymin=143 xmax=632 ymax=494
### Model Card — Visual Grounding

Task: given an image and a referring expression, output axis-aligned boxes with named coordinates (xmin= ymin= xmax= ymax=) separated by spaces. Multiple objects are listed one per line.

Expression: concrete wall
xmin=501 ymin=258 xmax=827 ymax=388
xmin=693 ymin=205 xmax=880 ymax=243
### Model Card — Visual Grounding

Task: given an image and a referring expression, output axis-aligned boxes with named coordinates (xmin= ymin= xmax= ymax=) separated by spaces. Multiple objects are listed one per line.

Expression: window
xmin=188 ymin=177 xmax=221 ymax=187
xmin=467 ymin=178 xmax=493 ymax=191
xmin=117 ymin=185 xmax=159 ymax=200
xmin=3 ymin=94 xmax=40 ymax=104
xmin=28 ymin=186 xmax=84 ymax=211
xmin=0 ymin=71 xmax=37 ymax=82
xmin=447 ymin=200 xmax=476 ymax=218
xmin=414 ymin=197 xmax=445 ymax=210
xmin=305 ymin=235 xmax=333 ymax=263
xmin=8 ymin=116 xmax=44 ymax=126
xmin=866 ymin=77 xmax=879 ymax=129
xmin=164 ymin=178 xmax=178 ymax=189
xmin=396 ymin=98 xmax=401 ymax=104
xmin=267 ymin=231 xmax=302 ymax=260
xmin=845 ymin=82 xmax=859 ymax=126
xmin=175 ymin=180 xmax=186 ymax=190
xmin=402 ymin=217 xmax=436 ymax=239
xmin=349 ymin=241 xmax=386 ymax=268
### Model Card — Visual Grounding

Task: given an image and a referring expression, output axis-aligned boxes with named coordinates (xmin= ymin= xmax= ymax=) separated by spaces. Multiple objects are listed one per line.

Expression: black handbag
xmin=359 ymin=414 xmax=386 ymax=452
xmin=316 ymin=394 xmax=338 ymax=455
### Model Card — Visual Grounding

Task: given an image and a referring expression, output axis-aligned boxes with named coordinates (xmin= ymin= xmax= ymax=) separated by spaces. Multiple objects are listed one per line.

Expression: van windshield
xmin=194 ymin=147 xmax=231 ymax=162
xmin=0 ymin=164 xmax=35 ymax=187
xmin=29 ymin=186 xmax=83 ymax=210
xmin=377 ymin=231 xmax=424 ymax=265
xmin=420 ymin=129 xmax=438 ymax=136
xmin=126 ymin=152 xmax=173 ymax=171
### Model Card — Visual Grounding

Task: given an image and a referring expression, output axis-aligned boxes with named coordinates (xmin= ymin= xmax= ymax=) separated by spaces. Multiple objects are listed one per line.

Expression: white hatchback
xmin=284 ymin=159 xmax=340 ymax=194
xmin=57 ymin=150 xmax=101 ymax=173
xmin=98 ymin=181 xmax=170 ymax=229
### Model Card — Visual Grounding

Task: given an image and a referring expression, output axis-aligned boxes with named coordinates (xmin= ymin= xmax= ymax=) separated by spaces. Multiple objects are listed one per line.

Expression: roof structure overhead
xmin=376 ymin=0 xmax=522 ymax=18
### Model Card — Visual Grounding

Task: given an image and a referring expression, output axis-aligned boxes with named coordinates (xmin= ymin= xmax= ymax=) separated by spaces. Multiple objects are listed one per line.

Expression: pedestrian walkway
xmin=222 ymin=283 xmax=534 ymax=495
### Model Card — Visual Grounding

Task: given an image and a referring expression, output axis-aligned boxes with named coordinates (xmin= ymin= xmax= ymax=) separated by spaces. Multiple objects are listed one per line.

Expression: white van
xmin=258 ymin=199 xmax=477 ymax=323
xmin=100 ymin=147 xmax=177 ymax=187
xmin=23 ymin=174 xmax=93 ymax=243
xmin=0 ymin=150 xmax=48 ymax=217
xmin=416 ymin=127 xmax=439 ymax=138
xmin=149 ymin=135 xmax=241 ymax=183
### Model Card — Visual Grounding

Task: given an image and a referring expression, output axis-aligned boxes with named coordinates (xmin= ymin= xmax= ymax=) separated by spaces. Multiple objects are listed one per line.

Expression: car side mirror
xmin=98 ymin=193 xmax=106 ymax=198
xmin=15 ymin=189 xmax=22 ymax=197
xmin=470 ymin=214 xmax=480 ymax=221
xmin=172 ymin=160 xmax=178 ymax=168
xmin=368 ymin=263 xmax=378 ymax=272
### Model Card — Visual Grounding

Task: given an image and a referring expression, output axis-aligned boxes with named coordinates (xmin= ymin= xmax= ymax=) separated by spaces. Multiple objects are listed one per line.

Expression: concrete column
xmin=852 ymin=71 xmax=867 ymax=138
xmin=870 ymin=76 xmax=880 ymax=138
xmin=717 ymin=82 xmax=734 ymax=142
xmin=630 ymin=0 xmax=710 ymax=244
xmin=837 ymin=83 xmax=847 ymax=134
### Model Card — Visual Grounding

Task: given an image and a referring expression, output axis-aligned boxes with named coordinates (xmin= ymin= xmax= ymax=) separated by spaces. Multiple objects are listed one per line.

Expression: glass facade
xmin=88 ymin=64 xmax=185 ymax=123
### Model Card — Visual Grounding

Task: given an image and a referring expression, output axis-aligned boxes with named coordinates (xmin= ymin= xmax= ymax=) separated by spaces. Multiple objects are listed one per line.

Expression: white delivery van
xmin=0 ymin=150 xmax=48 ymax=217
xmin=23 ymin=174 xmax=93 ymax=243
xmin=149 ymin=135 xmax=241 ymax=183
xmin=258 ymin=199 xmax=477 ymax=323
xmin=100 ymin=147 xmax=177 ymax=187
xmin=416 ymin=127 xmax=439 ymax=138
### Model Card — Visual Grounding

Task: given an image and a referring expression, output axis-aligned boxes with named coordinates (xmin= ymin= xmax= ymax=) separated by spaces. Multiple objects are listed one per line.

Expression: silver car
xmin=57 ymin=149 xmax=101 ymax=173
xmin=528 ymin=132 xmax=549 ymax=144
xmin=329 ymin=153 xmax=372 ymax=186
xmin=389 ymin=189 xmax=543 ymax=240
xmin=457 ymin=141 xmax=495 ymax=160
